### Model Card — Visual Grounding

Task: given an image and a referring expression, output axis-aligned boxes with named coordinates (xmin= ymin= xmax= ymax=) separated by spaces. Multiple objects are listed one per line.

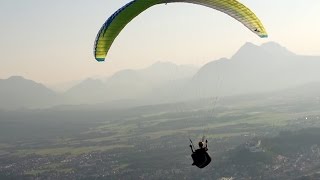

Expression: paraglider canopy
xmin=94 ymin=0 xmax=268 ymax=61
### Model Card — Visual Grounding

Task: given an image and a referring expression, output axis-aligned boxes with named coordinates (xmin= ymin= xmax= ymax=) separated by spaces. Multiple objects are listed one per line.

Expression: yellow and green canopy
xmin=94 ymin=0 xmax=268 ymax=61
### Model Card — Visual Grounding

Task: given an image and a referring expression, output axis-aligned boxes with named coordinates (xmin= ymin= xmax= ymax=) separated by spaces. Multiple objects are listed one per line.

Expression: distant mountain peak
xmin=6 ymin=76 xmax=31 ymax=82
xmin=260 ymin=41 xmax=295 ymax=56
xmin=110 ymin=69 xmax=140 ymax=80
xmin=5 ymin=76 xmax=43 ymax=87
xmin=232 ymin=41 xmax=295 ymax=60
xmin=67 ymin=78 xmax=104 ymax=90
xmin=7 ymin=76 xmax=25 ymax=80
xmin=146 ymin=61 xmax=179 ymax=70
xmin=0 ymin=76 xmax=57 ymax=110
xmin=81 ymin=78 xmax=103 ymax=84
xmin=232 ymin=42 xmax=263 ymax=60
xmin=261 ymin=41 xmax=281 ymax=47
xmin=243 ymin=42 xmax=257 ymax=47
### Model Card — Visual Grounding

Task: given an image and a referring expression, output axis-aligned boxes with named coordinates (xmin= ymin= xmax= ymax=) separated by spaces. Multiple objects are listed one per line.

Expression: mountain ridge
xmin=1 ymin=41 xmax=320 ymax=110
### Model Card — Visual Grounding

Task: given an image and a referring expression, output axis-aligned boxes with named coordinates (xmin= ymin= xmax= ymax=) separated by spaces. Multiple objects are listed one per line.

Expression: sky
xmin=0 ymin=0 xmax=320 ymax=86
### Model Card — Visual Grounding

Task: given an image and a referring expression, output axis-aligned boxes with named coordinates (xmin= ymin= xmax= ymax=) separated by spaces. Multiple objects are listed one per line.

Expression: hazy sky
xmin=0 ymin=0 xmax=319 ymax=85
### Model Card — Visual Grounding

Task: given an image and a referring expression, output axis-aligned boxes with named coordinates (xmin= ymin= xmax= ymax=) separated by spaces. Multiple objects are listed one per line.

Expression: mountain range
xmin=0 ymin=76 xmax=59 ymax=110
xmin=1 ymin=42 xmax=320 ymax=110
xmin=189 ymin=42 xmax=320 ymax=98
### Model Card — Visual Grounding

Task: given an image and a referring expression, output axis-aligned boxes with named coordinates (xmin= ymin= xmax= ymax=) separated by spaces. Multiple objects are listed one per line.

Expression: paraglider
xmin=93 ymin=0 xmax=268 ymax=169
xmin=94 ymin=0 xmax=268 ymax=62
xmin=190 ymin=138 xmax=211 ymax=168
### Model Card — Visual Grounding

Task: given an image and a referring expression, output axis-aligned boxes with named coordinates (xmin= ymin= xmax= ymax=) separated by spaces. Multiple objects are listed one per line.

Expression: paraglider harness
xmin=189 ymin=137 xmax=211 ymax=168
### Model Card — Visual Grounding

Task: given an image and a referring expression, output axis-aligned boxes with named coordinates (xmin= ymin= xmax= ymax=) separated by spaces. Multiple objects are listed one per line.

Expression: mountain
xmin=65 ymin=42 xmax=320 ymax=106
xmin=63 ymin=62 xmax=198 ymax=105
xmin=62 ymin=78 xmax=107 ymax=104
xmin=139 ymin=61 xmax=197 ymax=83
xmin=188 ymin=42 xmax=320 ymax=98
xmin=2 ymin=42 xmax=320 ymax=110
xmin=0 ymin=76 xmax=59 ymax=110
